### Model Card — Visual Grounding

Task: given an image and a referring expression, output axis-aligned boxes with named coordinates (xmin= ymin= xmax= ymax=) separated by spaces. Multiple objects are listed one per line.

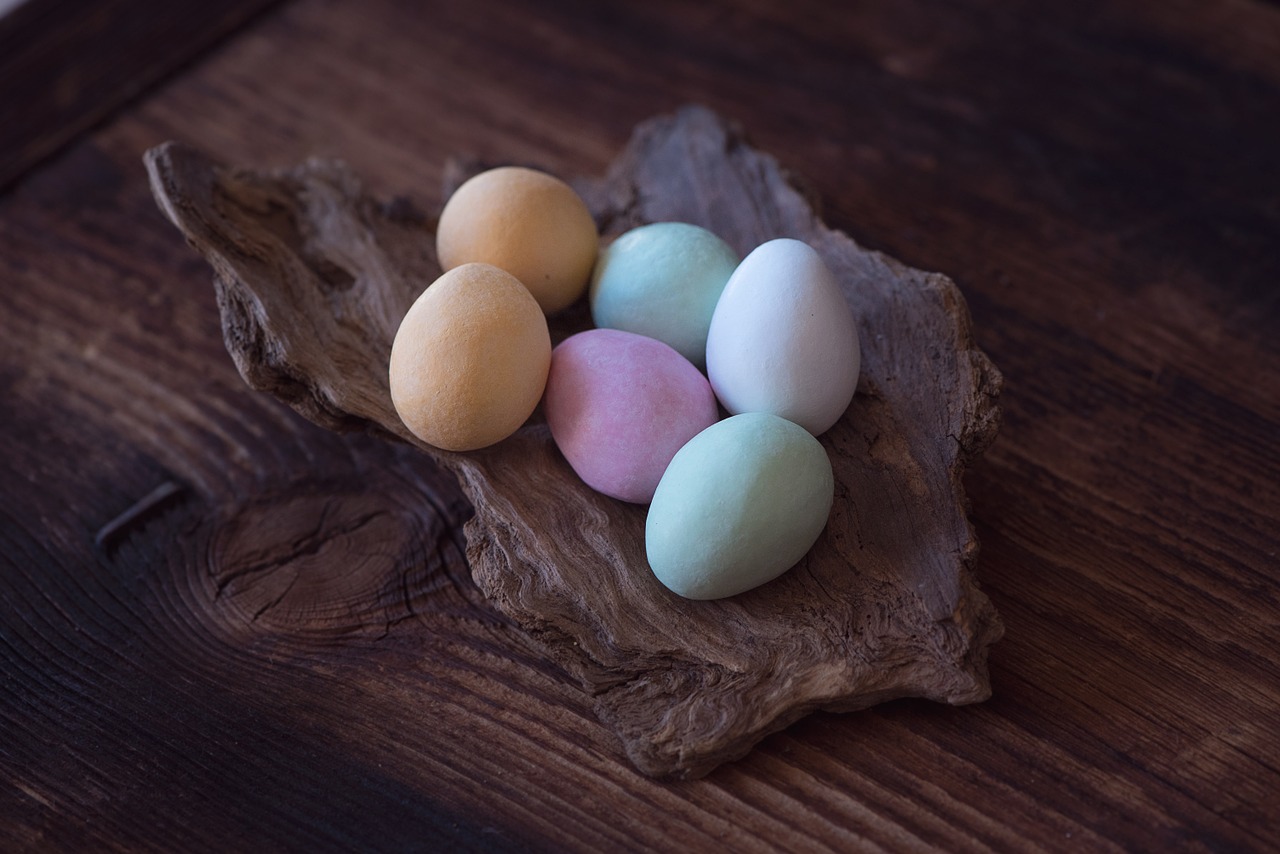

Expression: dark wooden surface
xmin=2 ymin=0 xmax=1278 ymax=850
xmin=0 ymin=0 xmax=281 ymax=190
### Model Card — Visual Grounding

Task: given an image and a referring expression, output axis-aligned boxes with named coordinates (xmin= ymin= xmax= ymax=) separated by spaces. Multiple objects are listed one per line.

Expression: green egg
xmin=589 ymin=222 xmax=738 ymax=369
xmin=645 ymin=412 xmax=835 ymax=600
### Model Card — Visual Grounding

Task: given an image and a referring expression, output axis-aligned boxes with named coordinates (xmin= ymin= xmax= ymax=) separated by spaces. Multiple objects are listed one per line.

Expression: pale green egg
xmin=645 ymin=412 xmax=834 ymax=600
xmin=589 ymin=222 xmax=738 ymax=369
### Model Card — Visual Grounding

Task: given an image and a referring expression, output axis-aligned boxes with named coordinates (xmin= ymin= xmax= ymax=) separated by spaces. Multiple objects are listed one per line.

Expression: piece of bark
xmin=144 ymin=105 xmax=1003 ymax=780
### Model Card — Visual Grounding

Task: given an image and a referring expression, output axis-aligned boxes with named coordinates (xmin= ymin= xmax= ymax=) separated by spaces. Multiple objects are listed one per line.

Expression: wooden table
xmin=3 ymin=0 xmax=1278 ymax=850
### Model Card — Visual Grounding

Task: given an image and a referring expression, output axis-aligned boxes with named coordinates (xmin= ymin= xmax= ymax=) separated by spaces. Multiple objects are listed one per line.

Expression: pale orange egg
xmin=389 ymin=263 xmax=551 ymax=451
xmin=436 ymin=167 xmax=598 ymax=314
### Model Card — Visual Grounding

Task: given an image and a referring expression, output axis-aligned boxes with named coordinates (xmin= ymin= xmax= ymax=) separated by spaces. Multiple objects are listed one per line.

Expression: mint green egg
xmin=590 ymin=222 xmax=738 ymax=369
xmin=646 ymin=412 xmax=834 ymax=600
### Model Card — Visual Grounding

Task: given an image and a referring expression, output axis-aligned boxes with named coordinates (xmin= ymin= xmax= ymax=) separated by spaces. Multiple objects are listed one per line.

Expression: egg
xmin=646 ymin=412 xmax=834 ymax=600
xmin=389 ymin=263 xmax=550 ymax=451
xmin=705 ymin=238 xmax=860 ymax=436
xmin=589 ymin=222 xmax=739 ymax=369
xmin=436 ymin=166 xmax=599 ymax=315
xmin=545 ymin=329 xmax=718 ymax=504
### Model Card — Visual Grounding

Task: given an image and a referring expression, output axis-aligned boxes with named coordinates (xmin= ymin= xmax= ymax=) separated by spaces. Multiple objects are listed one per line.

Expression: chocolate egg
xmin=705 ymin=238 xmax=860 ymax=436
xmin=436 ymin=166 xmax=599 ymax=315
xmin=389 ymin=263 xmax=550 ymax=451
xmin=646 ymin=412 xmax=834 ymax=600
xmin=545 ymin=328 xmax=718 ymax=504
xmin=589 ymin=222 xmax=738 ymax=369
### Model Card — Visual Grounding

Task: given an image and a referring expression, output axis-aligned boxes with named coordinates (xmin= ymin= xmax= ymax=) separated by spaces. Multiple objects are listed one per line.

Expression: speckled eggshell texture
xmin=389 ymin=263 xmax=551 ymax=452
xmin=544 ymin=328 xmax=719 ymax=504
xmin=646 ymin=412 xmax=835 ymax=600
xmin=589 ymin=222 xmax=739 ymax=368
xmin=436 ymin=166 xmax=599 ymax=315
xmin=705 ymin=238 xmax=861 ymax=436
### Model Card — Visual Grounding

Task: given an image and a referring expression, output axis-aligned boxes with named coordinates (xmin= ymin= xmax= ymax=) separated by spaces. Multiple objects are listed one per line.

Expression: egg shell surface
xmin=589 ymin=222 xmax=739 ymax=369
xmin=646 ymin=412 xmax=834 ymax=600
xmin=705 ymin=238 xmax=860 ymax=436
xmin=436 ymin=166 xmax=599 ymax=315
xmin=389 ymin=263 xmax=551 ymax=452
xmin=545 ymin=328 xmax=718 ymax=504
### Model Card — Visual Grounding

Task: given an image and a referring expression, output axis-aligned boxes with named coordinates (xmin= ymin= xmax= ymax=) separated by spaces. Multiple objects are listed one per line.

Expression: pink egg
xmin=545 ymin=328 xmax=719 ymax=504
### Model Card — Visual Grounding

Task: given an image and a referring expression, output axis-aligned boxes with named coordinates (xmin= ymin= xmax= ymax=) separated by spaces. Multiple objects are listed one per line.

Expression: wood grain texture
xmin=143 ymin=105 xmax=1003 ymax=779
xmin=3 ymin=0 xmax=1279 ymax=849
xmin=0 ymin=0 xmax=282 ymax=190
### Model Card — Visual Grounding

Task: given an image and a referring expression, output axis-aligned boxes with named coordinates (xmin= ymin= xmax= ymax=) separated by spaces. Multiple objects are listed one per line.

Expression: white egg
xmin=705 ymin=238 xmax=860 ymax=436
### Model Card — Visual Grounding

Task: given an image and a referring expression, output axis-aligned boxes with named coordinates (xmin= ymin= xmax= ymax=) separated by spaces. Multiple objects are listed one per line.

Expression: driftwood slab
xmin=144 ymin=105 xmax=1003 ymax=780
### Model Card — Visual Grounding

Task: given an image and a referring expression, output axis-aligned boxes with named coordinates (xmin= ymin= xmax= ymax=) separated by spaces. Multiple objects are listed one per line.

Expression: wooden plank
xmin=2 ymin=0 xmax=1278 ymax=849
xmin=0 ymin=0 xmax=282 ymax=190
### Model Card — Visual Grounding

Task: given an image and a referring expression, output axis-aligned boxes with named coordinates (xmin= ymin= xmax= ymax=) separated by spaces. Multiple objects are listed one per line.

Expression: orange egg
xmin=436 ymin=167 xmax=598 ymax=314
xmin=389 ymin=263 xmax=551 ymax=451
